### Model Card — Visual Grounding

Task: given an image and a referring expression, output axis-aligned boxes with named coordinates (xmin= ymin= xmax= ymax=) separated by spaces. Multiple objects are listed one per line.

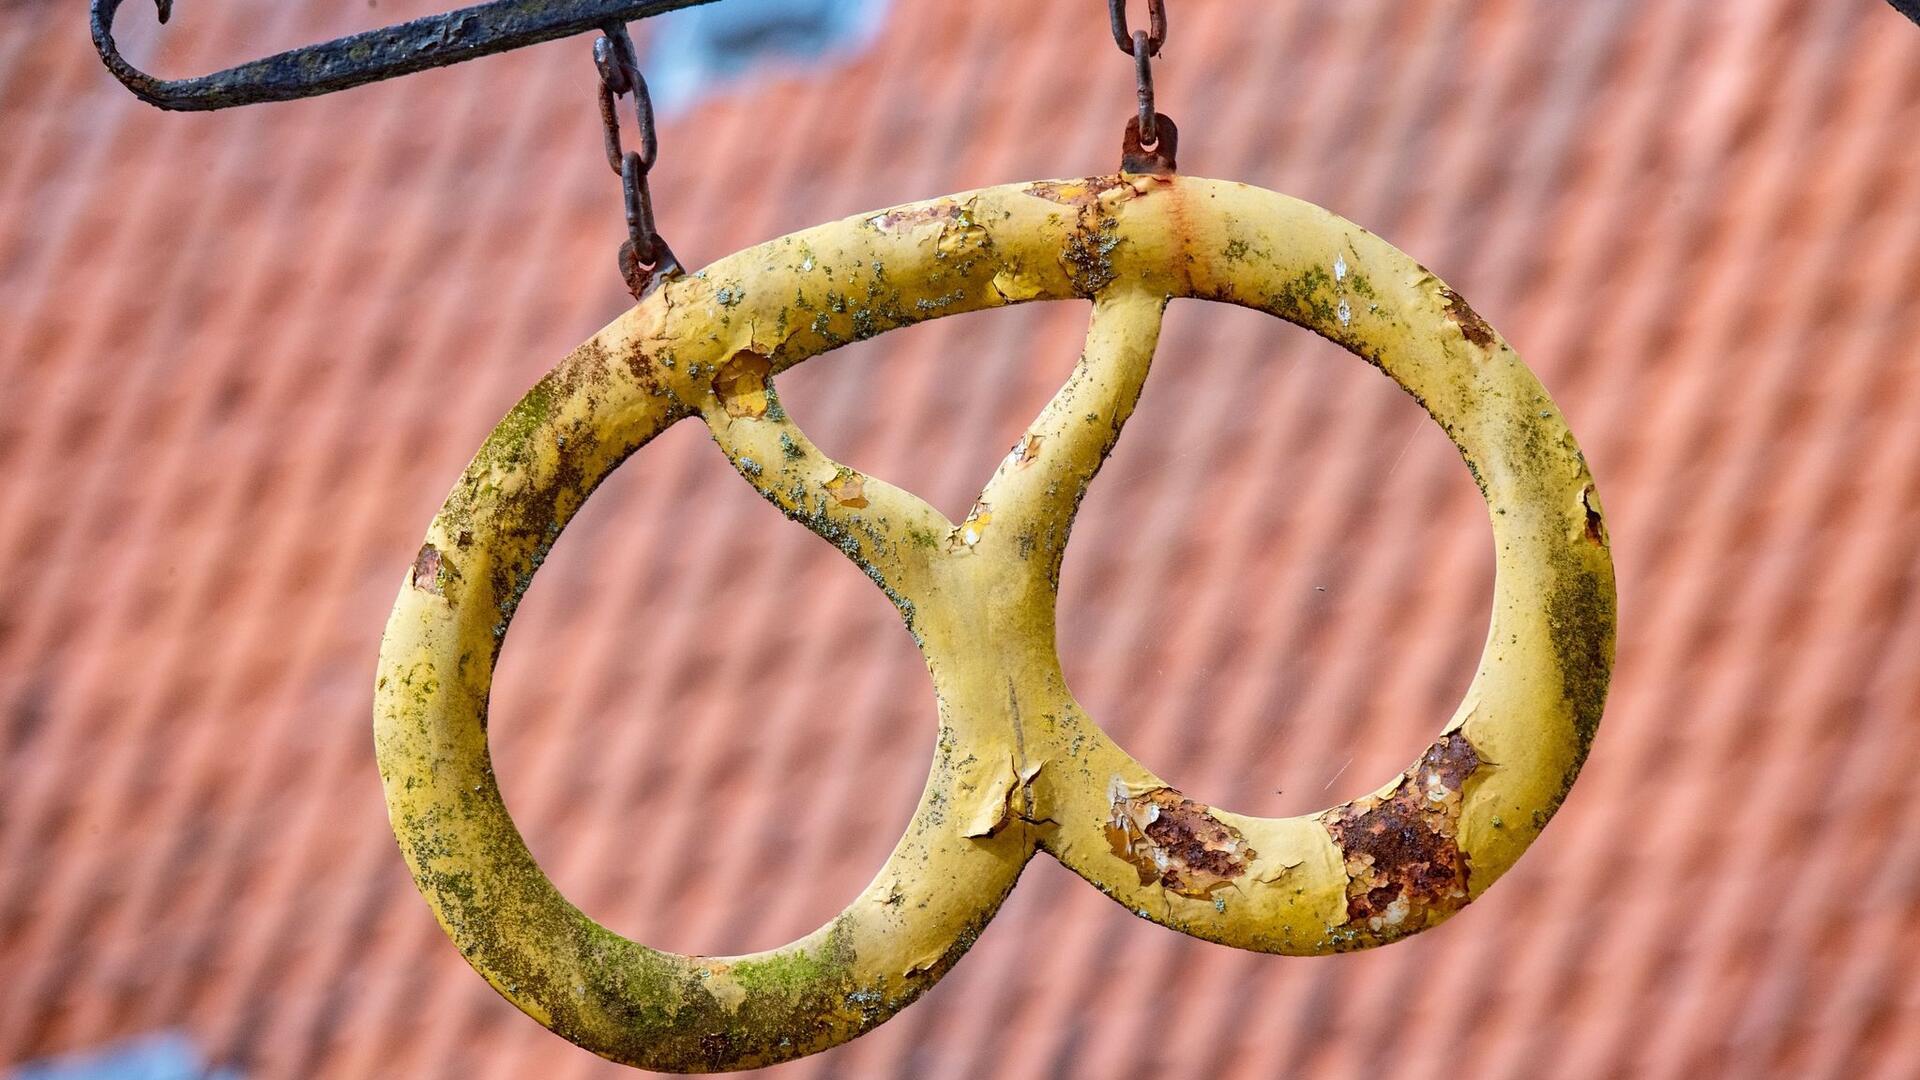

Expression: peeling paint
xmin=962 ymin=757 xmax=1046 ymax=839
xmin=1106 ymin=784 xmax=1256 ymax=898
xmin=410 ymin=543 xmax=444 ymax=595
xmin=1323 ymin=733 xmax=1480 ymax=942
xmin=824 ymin=467 xmax=869 ymax=509
xmin=1440 ymin=285 xmax=1497 ymax=349
xmin=954 ymin=504 xmax=991 ymax=549
xmin=1008 ymin=433 xmax=1044 ymax=468
xmin=990 ymin=262 xmax=1046 ymax=303
xmin=1581 ymin=484 xmax=1607 ymax=545
xmin=713 ymin=350 xmax=773 ymax=418
xmin=868 ymin=200 xmax=961 ymax=233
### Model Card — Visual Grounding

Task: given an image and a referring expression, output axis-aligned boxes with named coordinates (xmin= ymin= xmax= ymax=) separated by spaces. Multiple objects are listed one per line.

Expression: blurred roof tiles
xmin=6 ymin=1 xmax=1920 ymax=1076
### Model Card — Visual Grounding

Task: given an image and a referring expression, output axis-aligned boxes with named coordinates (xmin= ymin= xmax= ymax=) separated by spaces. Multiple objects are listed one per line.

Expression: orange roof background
xmin=6 ymin=1 xmax=1920 ymax=1076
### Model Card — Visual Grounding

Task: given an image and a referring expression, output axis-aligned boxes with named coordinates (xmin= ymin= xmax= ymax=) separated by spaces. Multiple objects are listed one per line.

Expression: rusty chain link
xmin=594 ymin=22 xmax=679 ymax=299
xmin=1111 ymin=0 xmax=1175 ymax=174
xmin=1109 ymin=0 xmax=1165 ymax=144
xmin=1107 ymin=0 xmax=1165 ymax=55
xmin=1131 ymin=28 xmax=1157 ymax=145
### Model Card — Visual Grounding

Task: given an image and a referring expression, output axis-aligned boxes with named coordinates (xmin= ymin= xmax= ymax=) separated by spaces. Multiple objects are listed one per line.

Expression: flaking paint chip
xmin=1009 ymin=434 xmax=1044 ymax=468
xmin=1254 ymin=856 xmax=1306 ymax=885
xmin=954 ymin=505 xmax=992 ymax=549
xmin=1106 ymin=785 xmax=1256 ymax=898
xmin=936 ymin=212 xmax=989 ymax=260
xmin=1322 ymin=732 xmax=1481 ymax=940
xmin=825 ymin=468 xmax=869 ymax=508
xmin=713 ymin=350 xmax=773 ymax=418
xmin=410 ymin=544 xmax=444 ymax=595
xmin=991 ymin=264 xmax=1045 ymax=302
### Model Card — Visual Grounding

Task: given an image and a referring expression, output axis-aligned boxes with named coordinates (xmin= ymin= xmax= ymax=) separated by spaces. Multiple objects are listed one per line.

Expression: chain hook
xmin=594 ymin=21 xmax=679 ymax=300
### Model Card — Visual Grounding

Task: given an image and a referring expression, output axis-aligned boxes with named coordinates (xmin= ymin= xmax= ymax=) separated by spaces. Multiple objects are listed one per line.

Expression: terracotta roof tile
xmin=8 ymin=0 xmax=1920 ymax=1076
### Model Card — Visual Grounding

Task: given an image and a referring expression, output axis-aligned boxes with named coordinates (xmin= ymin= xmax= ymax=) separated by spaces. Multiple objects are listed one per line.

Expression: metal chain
xmin=1107 ymin=0 xmax=1166 ymax=55
xmin=594 ymin=22 xmax=679 ymax=299
xmin=1110 ymin=0 xmax=1166 ymax=144
xmin=1131 ymin=29 xmax=1157 ymax=146
xmin=1111 ymin=0 xmax=1176 ymax=174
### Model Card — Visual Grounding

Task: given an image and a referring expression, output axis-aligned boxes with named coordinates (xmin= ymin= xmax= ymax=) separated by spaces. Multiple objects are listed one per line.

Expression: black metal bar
xmin=91 ymin=0 xmax=725 ymax=111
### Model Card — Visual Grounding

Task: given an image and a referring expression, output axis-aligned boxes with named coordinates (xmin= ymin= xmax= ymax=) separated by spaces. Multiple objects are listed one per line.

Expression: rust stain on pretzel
xmin=1323 ymin=732 xmax=1481 ymax=943
xmin=1439 ymin=285 xmax=1497 ymax=349
xmin=1581 ymin=484 xmax=1607 ymax=545
xmin=1107 ymin=785 xmax=1256 ymax=899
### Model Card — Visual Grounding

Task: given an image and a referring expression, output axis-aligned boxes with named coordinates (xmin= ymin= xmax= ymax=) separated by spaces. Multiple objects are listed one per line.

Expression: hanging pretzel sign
xmin=370 ymin=1 xmax=1614 ymax=1072
xmin=375 ymin=168 xmax=1616 ymax=1069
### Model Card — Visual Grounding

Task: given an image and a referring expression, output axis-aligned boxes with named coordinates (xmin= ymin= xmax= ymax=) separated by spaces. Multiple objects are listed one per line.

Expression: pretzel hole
xmin=488 ymin=420 xmax=932 ymax=956
xmin=772 ymin=304 xmax=1095 ymax=523
xmin=1054 ymin=301 xmax=1492 ymax=817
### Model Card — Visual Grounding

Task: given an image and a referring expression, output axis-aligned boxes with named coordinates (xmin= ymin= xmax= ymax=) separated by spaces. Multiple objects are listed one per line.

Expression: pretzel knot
xmin=375 ymin=175 xmax=1615 ymax=1073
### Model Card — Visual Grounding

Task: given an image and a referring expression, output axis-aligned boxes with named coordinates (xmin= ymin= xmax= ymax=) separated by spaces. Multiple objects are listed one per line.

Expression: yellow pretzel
xmin=374 ymin=174 xmax=1615 ymax=1072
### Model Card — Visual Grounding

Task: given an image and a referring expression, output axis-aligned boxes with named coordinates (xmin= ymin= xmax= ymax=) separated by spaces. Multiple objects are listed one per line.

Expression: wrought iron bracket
xmin=91 ymin=0 xmax=723 ymax=111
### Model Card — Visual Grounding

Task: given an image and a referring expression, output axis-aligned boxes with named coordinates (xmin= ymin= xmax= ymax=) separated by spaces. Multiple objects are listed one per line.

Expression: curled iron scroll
xmin=90 ymin=0 xmax=722 ymax=111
